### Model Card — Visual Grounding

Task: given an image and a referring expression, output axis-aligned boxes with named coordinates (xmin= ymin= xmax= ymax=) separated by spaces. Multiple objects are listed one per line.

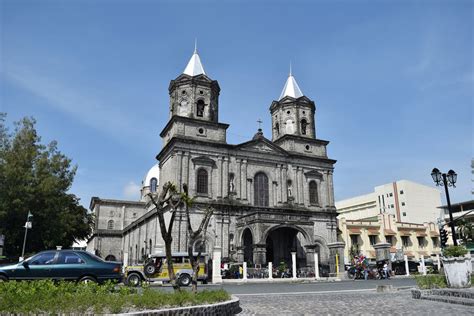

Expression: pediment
xmin=174 ymin=73 xmax=213 ymax=83
xmin=304 ymin=169 xmax=324 ymax=179
xmin=236 ymin=138 xmax=288 ymax=156
xmin=279 ymin=95 xmax=313 ymax=104
xmin=191 ymin=156 xmax=216 ymax=167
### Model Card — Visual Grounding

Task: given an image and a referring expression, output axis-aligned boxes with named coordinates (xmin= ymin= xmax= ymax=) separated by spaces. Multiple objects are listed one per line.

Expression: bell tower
xmin=161 ymin=46 xmax=228 ymax=145
xmin=270 ymin=67 xmax=316 ymax=142
xmin=168 ymin=46 xmax=220 ymax=123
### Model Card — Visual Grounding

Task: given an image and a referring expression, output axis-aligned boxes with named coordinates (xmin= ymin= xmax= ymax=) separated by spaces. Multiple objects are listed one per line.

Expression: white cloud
xmin=123 ymin=181 xmax=141 ymax=200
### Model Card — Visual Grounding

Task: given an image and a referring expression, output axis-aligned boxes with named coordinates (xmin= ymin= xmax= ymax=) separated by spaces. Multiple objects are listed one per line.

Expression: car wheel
xmin=126 ymin=273 xmax=142 ymax=287
xmin=0 ymin=275 xmax=8 ymax=282
xmin=78 ymin=276 xmax=97 ymax=284
xmin=178 ymin=274 xmax=191 ymax=287
xmin=144 ymin=262 xmax=156 ymax=277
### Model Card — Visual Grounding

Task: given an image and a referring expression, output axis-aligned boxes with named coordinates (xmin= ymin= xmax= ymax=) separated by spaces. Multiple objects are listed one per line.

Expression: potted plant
xmin=441 ymin=245 xmax=472 ymax=288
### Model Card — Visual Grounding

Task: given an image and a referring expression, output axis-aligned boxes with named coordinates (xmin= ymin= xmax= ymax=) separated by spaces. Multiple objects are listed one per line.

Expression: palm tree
xmin=456 ymin=219 xmax=473 ymax=244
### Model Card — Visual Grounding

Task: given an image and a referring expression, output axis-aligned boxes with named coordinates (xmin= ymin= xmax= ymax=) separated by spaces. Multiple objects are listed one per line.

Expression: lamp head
xmin=447 ymin=169 xmax=457 ymax=186
xmin=431 ymin=168 xmax=442 ymax=185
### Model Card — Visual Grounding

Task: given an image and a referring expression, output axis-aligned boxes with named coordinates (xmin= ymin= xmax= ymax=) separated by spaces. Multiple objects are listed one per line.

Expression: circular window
xmin=303 ymin=111 xmax=306 ymax=114
xmin=305 ymin=145 xmax=310 ymax=150
xmin=198 ymin=128 xmax=204 ymax=134
xmin=200 ymin=90 xmax=204 ymax=95
xmin=182 ymin=90 xmax=186 ymax=95
xmin=287 ymin=110 xmax=290 ymax=114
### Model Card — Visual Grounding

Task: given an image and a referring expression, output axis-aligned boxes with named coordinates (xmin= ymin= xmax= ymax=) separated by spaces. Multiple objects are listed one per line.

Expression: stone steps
xmin=412 ymin=288 xmax=474 ymax=306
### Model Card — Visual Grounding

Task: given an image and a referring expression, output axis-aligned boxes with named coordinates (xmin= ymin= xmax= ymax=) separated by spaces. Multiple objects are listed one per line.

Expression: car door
xmin=51 ymin=251 xmax=86 ymax=280
xmin=16 ymin=251 xmax=58 ymax=280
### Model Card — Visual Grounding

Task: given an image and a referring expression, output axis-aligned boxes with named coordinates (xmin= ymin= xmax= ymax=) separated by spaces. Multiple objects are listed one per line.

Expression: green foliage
xmin=278 ymin=261 xmax=288 ymax=273
xmin=414 ymin=275 xmax=448 ymax=289
xmin=0 ymin=280 xmax=230 ymax=314
xmin=456 ymin=219 xmax=474 ymax=243
xmin=0 ymin=114 xmax=92 ymax=257
xmin=443 ymin=245 xmax=468 ymax=257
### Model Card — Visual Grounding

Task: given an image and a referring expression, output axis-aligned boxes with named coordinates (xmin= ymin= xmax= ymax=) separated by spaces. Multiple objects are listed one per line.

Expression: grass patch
xmin=414 ymin=275 xmax=448 ymax=289
xmin=0 ymin=280 xmax=230 ymax=314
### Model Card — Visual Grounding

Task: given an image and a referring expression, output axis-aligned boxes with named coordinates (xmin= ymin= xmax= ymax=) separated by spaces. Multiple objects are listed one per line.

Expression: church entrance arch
xmin=242 ymin=228 xmax=253 ymax=264
xmin=265 ymin=226 xmax=307 ymax=268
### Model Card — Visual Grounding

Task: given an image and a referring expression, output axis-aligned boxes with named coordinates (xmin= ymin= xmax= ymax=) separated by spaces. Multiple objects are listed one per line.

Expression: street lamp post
xmin=431 ymin=168 xmax=457 ymax=246
xmin=20 ymin=211 xmax=33 ymax=261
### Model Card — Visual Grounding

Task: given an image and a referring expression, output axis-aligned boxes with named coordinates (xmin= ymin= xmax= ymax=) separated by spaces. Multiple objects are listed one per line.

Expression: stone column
xmin=298 ymin=168 xmax=304 ymax=205
xmin=243 ymin=262 xmax=247 ymax=280
xmin=282 ymin=166 xmax=288 ymax=202
xmin=182 ymin=152 xmax=189 ymax=187
xmin=328 ymin=170 xmax=334 ymax=206
xmin=223 ymin=157 xmax=229 ymax=197
xmin=236 ymin=246 xmax=244 ymax=263
xmin=291 ymin=252 xmax=297 ymax=279
xmin=241 ymin=159 xmax=247 ymax=201
xmin=277 ymin=164 xmax=282 ymax=203
xmin=217 ymin=157 xmax=223 ymax=198
xmin=236 ymin=159 xmax=242 ymax=200
xmin=328 ymin=242 xmax=346 ymax=278
xmin=305 ymin=245 xmax=316 ymax=268
xmin=212 ymin=247 xmax=223 ymax=284
xmin=293 ymin=167 xmax=299 ymax=204
xmin=253 ymin=244 xmax=267 ymax=265
xmin=314 ymin=253 xmax=320 ymax=279
xmin=404 ymin=255 xmax=410 ymax=276
xmin=268 ymin=262 xmax=273 ymax=279
xmin=373 ymin=242 xmax=392 ymax=270
xmin=176 ymin=151 xmax=183 ymax=189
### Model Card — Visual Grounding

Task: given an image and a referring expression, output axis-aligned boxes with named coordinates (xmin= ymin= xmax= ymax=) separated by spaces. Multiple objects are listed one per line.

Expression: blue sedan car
xmin=0 ymin=250 xmax=122 ymax=283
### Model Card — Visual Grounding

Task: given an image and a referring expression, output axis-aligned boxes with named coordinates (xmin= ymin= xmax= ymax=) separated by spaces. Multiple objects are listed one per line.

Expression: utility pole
xmin=20 ymin=211 xmax=33 ymax=261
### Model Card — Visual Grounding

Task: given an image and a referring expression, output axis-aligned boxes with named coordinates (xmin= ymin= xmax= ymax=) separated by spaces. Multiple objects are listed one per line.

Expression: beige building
xmin=338 ymin=213 xmax=441 ymax=263
xmin=336 ymin=180 xmax=442 ymax=224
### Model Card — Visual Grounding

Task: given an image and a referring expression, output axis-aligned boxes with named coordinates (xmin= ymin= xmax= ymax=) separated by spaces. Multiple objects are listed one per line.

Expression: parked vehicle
xmin=125 ymin=252 xmax=208 ymax=287
xmin=391 ymin=259 xmax=419 ymax=275
xmin=0 ymin=250 xmax=122 ymax=283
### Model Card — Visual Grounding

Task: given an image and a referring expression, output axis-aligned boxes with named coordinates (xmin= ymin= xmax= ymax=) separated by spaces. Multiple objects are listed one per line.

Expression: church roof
xmin=278 ymin=67 xmax=304 ymax=100
xmin=143 ymin=164 xmax=160 ymax=188
xmin=183 ymin=46 xmax=206 ymax=76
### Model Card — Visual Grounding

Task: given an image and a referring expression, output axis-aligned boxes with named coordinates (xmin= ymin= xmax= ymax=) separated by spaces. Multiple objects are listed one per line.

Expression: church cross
xmin=257 ymin=119 xmax=263 ymax=130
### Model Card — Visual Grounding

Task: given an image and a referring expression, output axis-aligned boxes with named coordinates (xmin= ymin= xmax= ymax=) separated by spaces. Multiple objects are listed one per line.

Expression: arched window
xmin=107 ymin=220 xmax=114 ymax=230
xmin=254 ymin=172 xmax=269 ymax=206
xmin=309 ymin=181 xmax=319 ymax=205
xmin=301 ymin=119 xmax=308 ymax=135
xmin=274 ymin=122 xmax=280 ymax=136
xmin=196 ymin=99 xmax=205 ymax=117
xmin=196 ymin=169 xmax=208 ymax=194
xmin=150 ymin=177 xmax=158 ymax=192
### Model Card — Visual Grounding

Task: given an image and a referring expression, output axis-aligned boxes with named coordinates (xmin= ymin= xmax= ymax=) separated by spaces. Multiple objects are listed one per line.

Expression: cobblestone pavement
xmin=236 ymin=290 xmax=473 ymax=315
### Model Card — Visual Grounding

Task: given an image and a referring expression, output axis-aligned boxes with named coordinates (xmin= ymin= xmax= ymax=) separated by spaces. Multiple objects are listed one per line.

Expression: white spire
xmin=279 ymin=64 xmax=303 ymax=100
xmin=183 ymin=41 xmax=206 ymax=76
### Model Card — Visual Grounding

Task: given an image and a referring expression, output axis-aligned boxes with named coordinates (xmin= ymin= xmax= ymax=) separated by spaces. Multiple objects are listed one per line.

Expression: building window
xmin=300 ymin=119 xmax=308 ymax=135
xmin=391 ymin=204 xmax=394 ymax=208
xmin=432 ymin=237 xmax=439 ymax=248
xmin=417 ymin=237 xmax=426 ymax=248
xmin=107 ymin=220 xmax=114 ymax=230
xmin=403 ymin=212 xmax=407 ymax=216
xmin=386 ymin=236 xmax=393 ymax=246
xmin=254 ymin=172 xmax=269 ymax=206
xmin=350 ymin=235 xmax=359 ymax=246
xmin=196 ymin=99 xmax=205 ymax=117
xmin=274 ymin=122 xmax=280 ymax=136
xmin=309 ymin=181 xmax=319 ymax=205
xmin=400 ymin=190 xmax=404 ymax=194
xmin=369 ymin=235 xmax=377 ymax=246
xmin=196 ymin=169 xmax=208 ymax=194
xmin=402 ymin=236 xmax=410 ymax=248
xmin=389 ymin=193 xmax=393 ymax=197
xmin=401 ymin=202 xmax=405 ymax=206
xmin=150 ymin=177 xmax=158 ymax=192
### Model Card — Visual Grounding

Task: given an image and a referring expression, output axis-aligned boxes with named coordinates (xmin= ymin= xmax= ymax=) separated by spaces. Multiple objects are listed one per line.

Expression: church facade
xmin=87 ymin=48 xmax=338 ymax=269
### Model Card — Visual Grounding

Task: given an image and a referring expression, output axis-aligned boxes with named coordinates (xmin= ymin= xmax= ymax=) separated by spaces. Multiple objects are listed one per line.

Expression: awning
xmin=416 ymin=232 xmax=427 ymax=237
xmin=384 ymin=229 xmax=397 ymax=236
xmin=348 ymin=228 xmax=361 ymax=234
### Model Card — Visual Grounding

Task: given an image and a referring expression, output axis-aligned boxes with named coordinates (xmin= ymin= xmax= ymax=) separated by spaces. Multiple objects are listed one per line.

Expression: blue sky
xmin=1 ymin=0 xmax=472 ymax=208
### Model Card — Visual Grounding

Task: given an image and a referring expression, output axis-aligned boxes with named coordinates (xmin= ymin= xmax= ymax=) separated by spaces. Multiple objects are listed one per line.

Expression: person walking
xmin=383 ymin=261 xmax=390 ymax=279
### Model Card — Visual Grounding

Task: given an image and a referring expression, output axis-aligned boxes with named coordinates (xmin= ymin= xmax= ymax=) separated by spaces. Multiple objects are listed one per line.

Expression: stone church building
xmin=87 ymin=48 xmax=338 ymax=270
